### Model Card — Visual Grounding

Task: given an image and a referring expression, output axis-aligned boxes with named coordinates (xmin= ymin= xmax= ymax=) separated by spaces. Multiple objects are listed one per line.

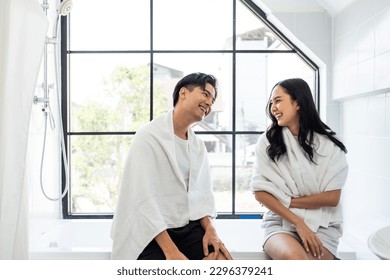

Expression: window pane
xmin=152 ymin=64 xmax=183 ymax=118
xmin=153 ymin=0 xmax=233 ymax=50
xmin=200 ymin=134 xmax=232 ymax=213
xmin=154 ymin=53 xmax=233 ymax=131
xmin=69 ymin=0 xmax=150 ymax=50
xmin=236 ymin=53 xmax=269 ymax=132
xmin=236 ymin=53 xmax=316 ymax=132
xmin=65 ymin=0 xmax=319 ymax=218
xmin=69 ymin=54 xmax=151 ymax=132
xmin=266 ymin=53 xmax=316 ymax=93
xmin=70 ymin=135 xmax=132 ymax=213
xmin=235 ymin=134 xmax=267 ymax=213
xmin=236 ymin=0 xmax=291 ymax=51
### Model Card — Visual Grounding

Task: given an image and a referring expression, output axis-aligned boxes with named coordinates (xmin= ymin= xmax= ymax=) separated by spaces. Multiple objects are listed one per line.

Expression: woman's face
xmin=270 ymin=85 xmax=300 ymax=135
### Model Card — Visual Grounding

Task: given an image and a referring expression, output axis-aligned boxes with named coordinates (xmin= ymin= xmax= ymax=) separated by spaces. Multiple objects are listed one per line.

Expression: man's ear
xmin=179 ymin=87 xmax=187 ymax=98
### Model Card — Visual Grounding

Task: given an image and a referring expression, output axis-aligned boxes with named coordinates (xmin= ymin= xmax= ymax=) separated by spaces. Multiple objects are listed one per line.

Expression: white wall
xmin=333 ymin=0 xmax=390 ymax=259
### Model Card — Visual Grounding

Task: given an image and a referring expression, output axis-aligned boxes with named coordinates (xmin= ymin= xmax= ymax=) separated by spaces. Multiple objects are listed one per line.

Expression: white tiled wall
xmin=334 ymin=0 xmax=390 ymax=97
xmin=334 ymin=0 xmax=390 ymax=259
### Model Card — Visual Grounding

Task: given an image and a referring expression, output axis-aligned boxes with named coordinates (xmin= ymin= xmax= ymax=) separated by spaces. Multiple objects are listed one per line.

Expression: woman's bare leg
xmin=264 ymin=233 xmax=309 ymax=260
xmin=264 ymin=233 xmax=336 ymax=260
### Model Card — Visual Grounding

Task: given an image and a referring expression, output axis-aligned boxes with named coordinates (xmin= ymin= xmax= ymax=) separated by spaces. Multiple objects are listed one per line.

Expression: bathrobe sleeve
xmin=249 ymin=133 xmax=293 ymax=207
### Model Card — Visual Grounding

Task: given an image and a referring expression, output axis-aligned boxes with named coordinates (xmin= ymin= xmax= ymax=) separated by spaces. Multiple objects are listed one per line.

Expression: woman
xmin=250 ymin=78 xmax=348 ymax=260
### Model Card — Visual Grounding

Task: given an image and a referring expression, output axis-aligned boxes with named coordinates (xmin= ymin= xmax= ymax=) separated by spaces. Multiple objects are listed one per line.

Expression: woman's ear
xmin=294 ymin=101 xmax=300 ymax=110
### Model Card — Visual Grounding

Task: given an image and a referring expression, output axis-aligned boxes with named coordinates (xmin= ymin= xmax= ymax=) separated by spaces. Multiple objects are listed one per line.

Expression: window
xmin=62 ymin=0 xmax=318 ymax=218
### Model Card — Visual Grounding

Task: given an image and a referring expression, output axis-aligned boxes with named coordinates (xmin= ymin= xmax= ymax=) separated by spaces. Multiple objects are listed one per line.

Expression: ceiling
xmin=258 ymin=0 xmax=359 ymax=16
xmin=315 ymin=0 xmax=359 ymax=16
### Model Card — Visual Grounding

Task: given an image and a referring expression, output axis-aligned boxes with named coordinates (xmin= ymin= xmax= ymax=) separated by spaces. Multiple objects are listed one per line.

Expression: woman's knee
xmin=265 ymin=246 xmax=309 ymax=260
xmin=264 ymin=234 xmax=309 ymax=260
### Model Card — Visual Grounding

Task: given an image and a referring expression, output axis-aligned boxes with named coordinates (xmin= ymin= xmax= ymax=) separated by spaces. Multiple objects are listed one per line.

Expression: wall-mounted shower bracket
xmin=41 ymin=2 xmax=49 ymax=11
xmin=33 ymin=96 xmax=50 ymax=104
xmin=46 ymin=37 xmax=57 ymax=45
xmin=34 ymin=83 xmax=54 ymax=109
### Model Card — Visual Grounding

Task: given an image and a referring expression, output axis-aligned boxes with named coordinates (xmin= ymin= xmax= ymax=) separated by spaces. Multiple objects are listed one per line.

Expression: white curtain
xmin=0 ymin=0 xmax=48 ymax=259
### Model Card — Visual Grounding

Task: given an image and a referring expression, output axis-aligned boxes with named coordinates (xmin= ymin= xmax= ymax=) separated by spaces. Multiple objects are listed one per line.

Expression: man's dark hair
xmin=172 ymin=72 xmax=218 ymax=107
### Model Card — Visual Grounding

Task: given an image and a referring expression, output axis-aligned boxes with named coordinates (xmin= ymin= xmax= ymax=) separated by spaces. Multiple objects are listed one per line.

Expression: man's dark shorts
xmin=137 ymin=220 xmax=214 ymax=260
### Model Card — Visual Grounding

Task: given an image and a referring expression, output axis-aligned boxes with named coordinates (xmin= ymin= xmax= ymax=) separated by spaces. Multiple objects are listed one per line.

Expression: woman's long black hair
xmin=266 ymin=78 xmax=347 ymax=163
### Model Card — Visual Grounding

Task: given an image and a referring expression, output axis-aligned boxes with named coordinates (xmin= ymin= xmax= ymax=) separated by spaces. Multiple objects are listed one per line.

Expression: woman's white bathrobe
xmin=111 ymin=110 xmax=217 ymax=259
xmin=250 ymin=127 xmax=348 ymax=233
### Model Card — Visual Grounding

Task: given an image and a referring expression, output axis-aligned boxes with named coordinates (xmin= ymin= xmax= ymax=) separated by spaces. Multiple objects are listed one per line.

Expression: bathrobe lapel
xmin=283 ymin=127 xmax=318 ymax=196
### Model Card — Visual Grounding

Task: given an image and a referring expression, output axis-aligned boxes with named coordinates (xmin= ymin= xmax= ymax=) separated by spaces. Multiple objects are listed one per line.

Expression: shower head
xmin=50 ymin=0 xmax=73 ymax=41
xmin=57 ymin=0 xmax=73 ymax=16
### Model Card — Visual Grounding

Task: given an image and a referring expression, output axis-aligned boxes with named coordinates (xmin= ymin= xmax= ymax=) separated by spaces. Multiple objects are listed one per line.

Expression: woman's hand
xmin=294 ymin=220 xmax=324 ymax=258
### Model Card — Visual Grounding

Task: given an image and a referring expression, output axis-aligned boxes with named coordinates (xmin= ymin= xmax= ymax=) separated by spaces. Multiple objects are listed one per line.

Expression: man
xmin=111 ymin=72 xmax=232 ymax=260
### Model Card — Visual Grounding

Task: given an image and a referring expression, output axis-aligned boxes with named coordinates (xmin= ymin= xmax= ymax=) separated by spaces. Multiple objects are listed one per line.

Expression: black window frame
xmin=61 ymin=0 xmax=319 ymax=219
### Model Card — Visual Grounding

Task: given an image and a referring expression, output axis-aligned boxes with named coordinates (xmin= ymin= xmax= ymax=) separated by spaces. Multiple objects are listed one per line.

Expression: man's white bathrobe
xmin=111 ymin=110 xmax=217 ymax=259
xmin=250 ymin=127 xmax=348 ymax=233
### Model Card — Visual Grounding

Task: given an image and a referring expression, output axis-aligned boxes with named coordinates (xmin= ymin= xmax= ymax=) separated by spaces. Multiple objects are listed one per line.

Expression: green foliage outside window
xmin=71 ymin=65 xmax=167 ymax=212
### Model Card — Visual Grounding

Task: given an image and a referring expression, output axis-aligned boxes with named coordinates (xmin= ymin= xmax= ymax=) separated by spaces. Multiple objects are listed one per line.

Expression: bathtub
xmin=30 ymin=219 xmax=112 ymax=260
xmin=29 ymin=219 xmax=356 ymax=260
xmin=29 ymin=219 xmax=267 ymax=260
